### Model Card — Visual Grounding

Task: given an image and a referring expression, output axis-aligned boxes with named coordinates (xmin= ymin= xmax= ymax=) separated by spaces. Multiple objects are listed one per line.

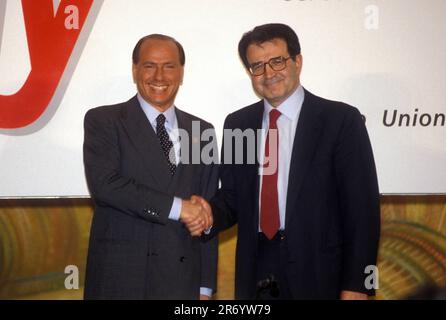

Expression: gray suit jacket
xmin=83 ymin=96 xmax=218 ymax=299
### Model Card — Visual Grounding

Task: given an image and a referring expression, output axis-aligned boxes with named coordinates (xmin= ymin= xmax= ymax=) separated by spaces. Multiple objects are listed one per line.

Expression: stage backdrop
xmin=1 ymin=0 xmax=445 ymax=197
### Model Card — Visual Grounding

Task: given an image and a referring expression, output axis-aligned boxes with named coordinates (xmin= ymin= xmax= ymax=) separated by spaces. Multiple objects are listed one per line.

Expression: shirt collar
xmin=137 ymin=93 xmax=176 ymax=130
xmin=263 ymin=85 xmax=305 ymax=121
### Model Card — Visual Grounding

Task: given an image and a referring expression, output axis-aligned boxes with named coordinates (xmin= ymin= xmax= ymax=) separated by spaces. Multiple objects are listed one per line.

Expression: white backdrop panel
xmin=0 ymin=0 xmax=445 ymax=197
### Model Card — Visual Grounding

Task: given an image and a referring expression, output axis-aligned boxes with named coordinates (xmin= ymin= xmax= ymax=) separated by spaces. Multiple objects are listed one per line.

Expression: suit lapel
xmin=249 ymin=101 xmax=265 ymax=235
xmin=171 ymin=107 xmax=193 ymax=183
xmin=285 ymin=90 xmax=323 ymax=228
xmin=120 ymin=96 xmax=172 ymax=190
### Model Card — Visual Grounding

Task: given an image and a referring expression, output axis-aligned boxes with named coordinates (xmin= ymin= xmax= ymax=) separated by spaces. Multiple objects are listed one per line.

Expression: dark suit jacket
xmin=209 ymin=89 xmax=380 ymax=299
xmin=83 ymin=96 xmax=218 ymax=299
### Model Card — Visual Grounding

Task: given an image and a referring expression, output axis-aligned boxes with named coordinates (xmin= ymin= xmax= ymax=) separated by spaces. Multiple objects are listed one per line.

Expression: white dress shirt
xmin=258 ymin=86 xmax=305 ymax=232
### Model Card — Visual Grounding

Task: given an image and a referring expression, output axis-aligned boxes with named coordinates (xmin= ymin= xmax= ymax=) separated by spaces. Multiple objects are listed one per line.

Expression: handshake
xmin=180 ymin=195 xmax=213 ymax=237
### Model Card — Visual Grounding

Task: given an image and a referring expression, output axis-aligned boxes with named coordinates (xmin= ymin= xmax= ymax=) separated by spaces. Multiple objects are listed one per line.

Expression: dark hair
xmin=238 ymin=23 xmax=301 ymax=69
xmin=132 ymin=34 xmax=185 ymax=66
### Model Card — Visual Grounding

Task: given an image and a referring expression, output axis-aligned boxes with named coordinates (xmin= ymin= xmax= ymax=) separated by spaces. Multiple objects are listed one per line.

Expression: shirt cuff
xmin=168 ymin=197 xmax=182 ymax=221
xmin=204 ymin=226 xmax=212 ymax=235
xmin=200 ymin=287 xmax=213 ymax=297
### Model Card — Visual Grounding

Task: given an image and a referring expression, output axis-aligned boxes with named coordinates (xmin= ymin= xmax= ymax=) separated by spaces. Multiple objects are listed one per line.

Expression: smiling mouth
xmin=149 ymin=84 xmax=169 ymax=92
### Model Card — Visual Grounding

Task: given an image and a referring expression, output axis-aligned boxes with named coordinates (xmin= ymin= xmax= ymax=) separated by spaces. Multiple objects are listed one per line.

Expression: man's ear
xmin=179 ymin=66 xmax=184 ymax=85
xmin=132 ymin=64 xmax=137 ymax=83
xmin=294 ymin=54 xmax=303 ymax=75
xmin=295 ymin=54 xmax=303 ymax=68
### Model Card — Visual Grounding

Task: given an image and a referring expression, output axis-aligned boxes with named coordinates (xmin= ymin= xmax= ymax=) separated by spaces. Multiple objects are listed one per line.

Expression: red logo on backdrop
xmin=0 ymin=0 xmax=94 ymax=129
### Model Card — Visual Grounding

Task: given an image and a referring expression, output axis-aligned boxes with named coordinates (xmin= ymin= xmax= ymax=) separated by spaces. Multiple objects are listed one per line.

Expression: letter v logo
xmin=0 ymin=0 xmax=98 ymax=129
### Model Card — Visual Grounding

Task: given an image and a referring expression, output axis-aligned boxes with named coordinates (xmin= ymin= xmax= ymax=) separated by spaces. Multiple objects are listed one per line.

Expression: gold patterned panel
xmin=1 ymin=196 xmax=446 ymax=300
xmin=215 ymin=226 xmax=237 ymax=300
xmin=0 ymin=200 xmax=92 ymax=299
xmin=377 ymin=196 xmax=446 ymax=300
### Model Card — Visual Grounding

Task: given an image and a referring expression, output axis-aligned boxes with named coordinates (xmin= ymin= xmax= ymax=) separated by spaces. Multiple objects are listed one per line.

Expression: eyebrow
xmin=250 ymin=56 xmax=282 ymax=66
xmin=141 ymin=61 xmax=178 ymax=66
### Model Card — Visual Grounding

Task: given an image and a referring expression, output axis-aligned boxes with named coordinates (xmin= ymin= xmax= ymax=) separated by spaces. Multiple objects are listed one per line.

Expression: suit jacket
xmin=83 ymin=96 xmax=218 ymax=299
xmin=209 ymin=89 xmax=380 ymax=299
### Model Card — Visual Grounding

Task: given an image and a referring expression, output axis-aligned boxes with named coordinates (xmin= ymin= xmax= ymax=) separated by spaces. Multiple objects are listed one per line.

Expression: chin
xmin=267 ymin=95 xmax=282 ymax=103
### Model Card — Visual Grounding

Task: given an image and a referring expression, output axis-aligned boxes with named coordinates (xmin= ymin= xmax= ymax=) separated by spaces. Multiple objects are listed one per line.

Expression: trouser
xmin=255 ymin=231 xmax=292 ymax=300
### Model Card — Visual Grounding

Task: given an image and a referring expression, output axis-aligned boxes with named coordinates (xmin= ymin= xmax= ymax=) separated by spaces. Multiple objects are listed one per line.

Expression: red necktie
xmin=260 ymin=109 xmax=281 ymax=240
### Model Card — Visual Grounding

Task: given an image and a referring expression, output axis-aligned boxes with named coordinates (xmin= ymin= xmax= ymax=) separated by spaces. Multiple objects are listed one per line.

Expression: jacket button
xmin=180 ymin=256 xmax=186 ymax=262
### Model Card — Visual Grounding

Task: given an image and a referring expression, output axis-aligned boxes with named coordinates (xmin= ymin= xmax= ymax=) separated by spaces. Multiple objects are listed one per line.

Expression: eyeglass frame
xmin=248 ymin=56 xmax=293 ymax=76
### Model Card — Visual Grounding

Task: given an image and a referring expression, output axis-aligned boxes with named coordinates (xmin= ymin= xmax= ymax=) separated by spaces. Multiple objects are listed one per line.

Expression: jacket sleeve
xmin=83 ymin=108 xmax=173 ymax=224
xmin=334 ymin=107 xmax=381 ymax=296
xmin=207 ymin=115 xmax=239 ymax=239
xmin=198 ymin=125 xmax=219 ymax=293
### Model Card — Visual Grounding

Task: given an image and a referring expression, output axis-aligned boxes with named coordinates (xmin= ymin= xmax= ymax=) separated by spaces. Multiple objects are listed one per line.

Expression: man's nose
xmin=154 ymin=66 xmax=164 ymax=80
xmin=264 ymin=63 xmax=276 ymax=78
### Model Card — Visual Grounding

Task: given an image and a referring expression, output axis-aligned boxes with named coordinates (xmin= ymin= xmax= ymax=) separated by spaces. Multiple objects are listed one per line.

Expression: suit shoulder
xmin=306 ymin=92 xmax=362 ymax=125
xmin=84 ymin=102 xmax=126 ymax=122
xmin=224 ymin=101 xmax=263 ymax=126
xmin=310 ymin=92 xmax=358 ymax=114
xmin=84 ymin=96 xmax=138 ymax=126
xmin=176 ymin=108 xmax=215 ymax=130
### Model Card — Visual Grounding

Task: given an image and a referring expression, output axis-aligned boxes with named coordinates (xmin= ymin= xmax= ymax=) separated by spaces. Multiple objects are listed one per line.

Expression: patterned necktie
xmin=156 ymin=114 xmax=176 ymax=175
xmin=260 ymin=109 xmax=281 ymax=240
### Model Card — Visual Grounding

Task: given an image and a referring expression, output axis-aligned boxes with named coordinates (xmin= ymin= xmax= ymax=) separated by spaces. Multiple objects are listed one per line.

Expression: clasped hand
xmin=180 ymin=195 xmax=213 ymax=237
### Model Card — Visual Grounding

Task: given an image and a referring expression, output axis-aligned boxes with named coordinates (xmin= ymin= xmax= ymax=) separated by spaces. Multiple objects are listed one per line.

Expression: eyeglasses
xmin=248 ymin=56 xmax=291 ymax=76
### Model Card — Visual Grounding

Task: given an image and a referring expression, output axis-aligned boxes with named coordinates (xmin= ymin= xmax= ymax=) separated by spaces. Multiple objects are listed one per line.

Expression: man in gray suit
xmin=83 ymin=34 xmax=218 ymax=299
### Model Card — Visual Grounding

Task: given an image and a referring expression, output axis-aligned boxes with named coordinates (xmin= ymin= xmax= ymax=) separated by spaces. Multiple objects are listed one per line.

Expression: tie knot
xmin=156 ymin=114 xmax=166 ymax=126
xmin=269 ymin=109 xmax=281 ymax=124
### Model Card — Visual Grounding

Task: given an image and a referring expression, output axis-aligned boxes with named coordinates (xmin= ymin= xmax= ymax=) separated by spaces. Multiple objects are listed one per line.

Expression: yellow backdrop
xmin=0 ymin=196 xmax=445 ymax=300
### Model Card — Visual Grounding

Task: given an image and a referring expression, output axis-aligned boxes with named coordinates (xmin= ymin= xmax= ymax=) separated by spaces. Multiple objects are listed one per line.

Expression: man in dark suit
xmin=197 ymin=23 xmax=380 ymax=299
xmin=83 ymin=34 xmax=218 ymax=299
